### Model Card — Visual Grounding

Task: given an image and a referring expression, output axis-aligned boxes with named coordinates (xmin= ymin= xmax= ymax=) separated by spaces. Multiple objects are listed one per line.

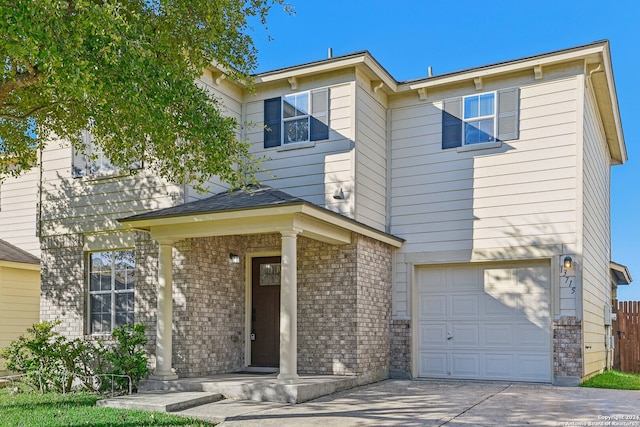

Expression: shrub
xmin=101 ymin=324 xmax=148 ymax=391
xmin=0 ymin=321 xmax=148 ymax=394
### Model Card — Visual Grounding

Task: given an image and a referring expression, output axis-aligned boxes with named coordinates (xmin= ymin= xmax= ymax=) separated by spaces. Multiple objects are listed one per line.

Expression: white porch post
xmin=277 ymin=230 xmax=301 ymax=383
xmin=150 ymin=240 xmax=178 ymax=380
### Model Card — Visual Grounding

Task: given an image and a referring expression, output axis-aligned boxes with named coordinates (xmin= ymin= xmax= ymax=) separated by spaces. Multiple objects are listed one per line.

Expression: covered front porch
xmin=119 ymin=186 xmax=403 ymax=388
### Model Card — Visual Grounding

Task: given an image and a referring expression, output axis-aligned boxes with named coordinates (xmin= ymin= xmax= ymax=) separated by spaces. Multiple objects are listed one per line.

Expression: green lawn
xmin=581 ymin=370 xmax=640 ymax=390
xmin=0 ymin=389 xmax=215 ymax=427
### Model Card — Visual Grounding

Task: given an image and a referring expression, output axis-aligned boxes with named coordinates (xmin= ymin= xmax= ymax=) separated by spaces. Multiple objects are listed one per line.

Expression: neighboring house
xmin=36 ymin=40 xmax=629 ymax=387
xmin=0 ymin=239 xmax=40 ymax=375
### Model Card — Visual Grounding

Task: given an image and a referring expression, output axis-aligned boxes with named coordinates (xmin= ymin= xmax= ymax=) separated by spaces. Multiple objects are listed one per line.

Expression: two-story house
xmin=37 ymin=40 xmax=628 ymax=388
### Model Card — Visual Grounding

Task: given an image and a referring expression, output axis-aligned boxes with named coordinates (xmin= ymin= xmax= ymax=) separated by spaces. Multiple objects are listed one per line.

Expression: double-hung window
xmin=88 ymin=250 xmax=135 ymax=334
xmin=463 ymin=92 xmax=496 ymax=144
xmin=442 ymin=87 xmax=519 ymax=150
xmin=264 ymin=88 xmax=329 ymax=148
xmin=72 ymin=130 xmax=142 ymax=178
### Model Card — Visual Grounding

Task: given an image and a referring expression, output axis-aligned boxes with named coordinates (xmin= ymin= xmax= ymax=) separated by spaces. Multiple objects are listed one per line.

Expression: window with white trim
xmin=264 ymin=88 xmax=329 ymax=148
xmin=442 ymin=87 xmax=520 ymax=150
xmin=73 ymin=130 xmax=142 ymax=178
xmin=463 ymin=92 xmax=496 ymax=144
xmin=88 ymin=250 xmax=135 ymax=334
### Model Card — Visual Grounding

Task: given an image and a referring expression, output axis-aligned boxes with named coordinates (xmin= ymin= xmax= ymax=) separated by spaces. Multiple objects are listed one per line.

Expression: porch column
xmin=277 ymin=230 xmax=301 ymax=383
xmin=150 ymin=240 xmax=178 ymax=380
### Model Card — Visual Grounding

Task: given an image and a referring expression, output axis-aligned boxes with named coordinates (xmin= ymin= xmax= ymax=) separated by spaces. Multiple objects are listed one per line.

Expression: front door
xmin=251 ymin=256 xmax=281 ymax=367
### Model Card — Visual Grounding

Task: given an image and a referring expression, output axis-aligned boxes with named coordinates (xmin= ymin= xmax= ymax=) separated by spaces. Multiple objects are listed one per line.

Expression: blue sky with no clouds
xmin=250 ymin=0 xmax=640 ymax=300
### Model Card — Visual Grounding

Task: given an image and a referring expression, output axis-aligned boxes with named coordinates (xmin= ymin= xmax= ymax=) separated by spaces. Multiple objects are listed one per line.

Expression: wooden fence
xmin=613 ymin=300 xmax=640 ymax=374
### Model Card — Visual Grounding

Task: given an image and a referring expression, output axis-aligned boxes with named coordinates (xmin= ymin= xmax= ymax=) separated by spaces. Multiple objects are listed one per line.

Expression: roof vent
xmin=328 ymin=48 xmax=333 ymax=59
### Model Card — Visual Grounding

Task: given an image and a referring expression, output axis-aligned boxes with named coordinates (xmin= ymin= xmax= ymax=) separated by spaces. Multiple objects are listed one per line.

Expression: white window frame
xmin=73 ymin=130 xmax=142 ymax=178
xmin=87 ymin=249 xmax=135 ymax=335
xmin=462 ymin=91 xmax=497 ymax=145
xmin=281 ymin=91 xmax=311 ymax=144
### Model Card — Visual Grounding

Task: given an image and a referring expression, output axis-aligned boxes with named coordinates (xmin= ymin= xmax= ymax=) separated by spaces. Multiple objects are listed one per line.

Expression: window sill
xmin=276 ymin=141 xmax=316 ymax=152
xmin=456 ymin=140 xmax=502 ymax=153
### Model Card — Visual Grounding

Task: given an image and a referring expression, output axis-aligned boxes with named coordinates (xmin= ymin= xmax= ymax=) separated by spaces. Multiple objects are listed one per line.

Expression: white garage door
xmin=418 ymin=262 xmax=551 ymax=382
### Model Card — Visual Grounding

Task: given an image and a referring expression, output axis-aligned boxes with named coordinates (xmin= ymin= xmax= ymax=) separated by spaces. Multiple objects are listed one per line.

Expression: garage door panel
xmin=516 ymin=323 xmax=550 ymax=347
xmin=516 ymin=354 xmax=550 ymax=381
xmin=420 ymin=352 xmax=448 ymax=377
xmin=450 ymin=324 xmax=480 ymax=347
xmin=483 ymin=323 xmax=514 ymax=347
xmin=483 ymin=354 xmax=514 ymax=378
xmin=450 ymin=294 xmax=479 ymax=317
xmin=451 ymin=267 xmax=481 ymax=291
xmin=417 ymin=262 xmax=551 ymax=383
xmin=483 ymin=295 xmax=518 ymax=317
xmin=420 ymin=323 xmax=448 ymax=347
xmin=451 ymin=353 xmax=480 ymax=376
xmin=420 ymin=294 xmax=447 ymax=318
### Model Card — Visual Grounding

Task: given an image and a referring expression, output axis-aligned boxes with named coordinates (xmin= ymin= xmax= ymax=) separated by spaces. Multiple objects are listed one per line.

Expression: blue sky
xmin=250 ymin=0 xmax=639 ymax=300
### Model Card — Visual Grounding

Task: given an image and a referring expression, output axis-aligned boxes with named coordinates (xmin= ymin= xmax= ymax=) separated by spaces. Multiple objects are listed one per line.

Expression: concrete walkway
xmin=173 ymin=379 xmax=640 ymax=426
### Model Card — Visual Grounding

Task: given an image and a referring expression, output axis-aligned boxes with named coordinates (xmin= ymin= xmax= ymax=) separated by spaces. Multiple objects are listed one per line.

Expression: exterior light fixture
xmin=333 ymin=188 xmax=345 ymax=200
xmin=563 ymin=256 xmax=573 ymax=269
xmin=229 ymin=253 xmax=240 ymax=264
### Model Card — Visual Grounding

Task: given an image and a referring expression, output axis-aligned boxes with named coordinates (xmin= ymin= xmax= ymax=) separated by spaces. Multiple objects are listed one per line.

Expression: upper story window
xmin=264 ymin=88 xmax=329 ymax=148
xmin=88 ymin=249 xmax=135 ymax=335
xmin=442 ymin=87 xmax=519 ymax=150
xmin=464 ymin=93 xmax=495 ymax=144
xmin=72 ymin=130 xmax=142 ymax=178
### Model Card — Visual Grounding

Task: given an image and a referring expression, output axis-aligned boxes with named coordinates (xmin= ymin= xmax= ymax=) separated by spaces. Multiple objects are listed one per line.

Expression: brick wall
xmin=135 ymin=232 xmax=159 ymax=369
xmin=297 ymin=236 xmax=358 ymax=375
xmin=40 ymin=234 xmax=85 ymax=338
xmin=355 ymin=235 xmax=391 ymax=381
xmin=173 ymin=236 xmax=246 ymax=377
xmin=553 ymin=316 xmax=583 ymax=383
xmin=390 ymin=319 xmax=411 ymax=378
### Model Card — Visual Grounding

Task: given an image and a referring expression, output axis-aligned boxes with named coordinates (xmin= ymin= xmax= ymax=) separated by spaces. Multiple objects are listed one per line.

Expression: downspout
xmin=37 ymin=143 xmax=43 ymax=238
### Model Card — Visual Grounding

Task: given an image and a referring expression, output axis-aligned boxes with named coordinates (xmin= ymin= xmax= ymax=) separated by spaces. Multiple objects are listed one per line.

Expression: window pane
xmin=90 ymin=252 xmax=112 ymax=291
xmin=115 ymin=292 xmax=134 ymax=327
xmin=464 ymin=96 xmax=479 ymax=119
xmin=466 ymin=119 xmax=495 ymax=144
xmin=114 ymin=250 xmax=135 ymax=290
xmin=465 ymin=122 xmax=480 ymax=144
xmin=479 ymin=93 xmax=495 ymax=116
xmin=90 ymin=294 xmax=111 ymax=334
xmin=284 ymin=119 xmax=309 ymax=143
xmin=283 ymin=93 xmax=309 ymax=118
xmin=478 ymin=119 xmax=495 ymax=141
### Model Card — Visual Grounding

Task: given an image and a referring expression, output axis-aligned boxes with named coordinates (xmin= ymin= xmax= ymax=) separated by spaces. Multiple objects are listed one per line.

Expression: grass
xmin=580 ymin=370 xmax=640 ymax=390
xmin=0 ymin=388 xmax=215 ymax=427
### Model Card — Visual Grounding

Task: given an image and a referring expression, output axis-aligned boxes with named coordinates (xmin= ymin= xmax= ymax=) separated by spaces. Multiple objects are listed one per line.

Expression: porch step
xmin=97 ymin=390 xmax=223 ymax=413
xmin=138 ymin=373 xmax=365 ymax=403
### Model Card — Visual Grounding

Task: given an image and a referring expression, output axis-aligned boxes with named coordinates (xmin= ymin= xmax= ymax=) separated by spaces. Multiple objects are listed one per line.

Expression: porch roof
xmin=118 ymin=185 xmax=404 ymax=247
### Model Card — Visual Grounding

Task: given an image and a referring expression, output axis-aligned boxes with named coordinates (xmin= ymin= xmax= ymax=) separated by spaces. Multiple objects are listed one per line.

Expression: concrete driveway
xmin=176 ymin=379 xmax=640 ymax=426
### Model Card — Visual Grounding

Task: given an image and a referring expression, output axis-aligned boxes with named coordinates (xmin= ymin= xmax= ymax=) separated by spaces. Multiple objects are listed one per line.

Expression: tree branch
xmin=0 ymin=65 xmax=44 ymax=105
xmin=0 ymin=102 xmax=59 ymax=121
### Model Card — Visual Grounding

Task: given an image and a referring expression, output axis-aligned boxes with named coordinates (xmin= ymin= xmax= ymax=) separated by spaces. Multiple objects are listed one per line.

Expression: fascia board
xmin=0 ymin=260 xmax=40 ymax=271
xmin=401 ymin=45 xmax=605 ymax=93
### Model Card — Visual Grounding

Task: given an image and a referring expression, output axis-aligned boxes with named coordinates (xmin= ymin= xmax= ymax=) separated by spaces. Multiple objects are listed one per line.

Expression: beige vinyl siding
xmin=245 ymin=79 xmax=355 ymax=217
xmin=0 ymin=265 xmax=40 ymax=374
xmin=581 ymin=83 xmax=612 ymax=377
xmin=390 ymin=76 xmax=580 ymax=317
xmin=184 ymin=74 xmax=243 ymax=201
xmin=354 ymin=83 xmax=387 ymax=231
xmin=0 ymin=167 xmax=40 ymax=257
xmin=40 ymin=142 xmax=183 ymax=236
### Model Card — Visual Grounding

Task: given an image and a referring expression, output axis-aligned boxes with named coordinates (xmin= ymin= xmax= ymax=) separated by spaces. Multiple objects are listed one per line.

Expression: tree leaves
xmin=0 ymin=0 xmax=288 ymax=190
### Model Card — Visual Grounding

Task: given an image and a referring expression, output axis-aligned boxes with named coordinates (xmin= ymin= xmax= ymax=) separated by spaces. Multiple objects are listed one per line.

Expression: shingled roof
xmin=121 ymin=185 xmax=310 ymax=222
xmin=0 ymin=239 xmax=39 ymax=265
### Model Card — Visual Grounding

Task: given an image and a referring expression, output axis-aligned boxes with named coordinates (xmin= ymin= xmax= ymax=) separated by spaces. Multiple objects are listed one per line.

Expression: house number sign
xmin=560 ymin=262 xmax=576 ymax=295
